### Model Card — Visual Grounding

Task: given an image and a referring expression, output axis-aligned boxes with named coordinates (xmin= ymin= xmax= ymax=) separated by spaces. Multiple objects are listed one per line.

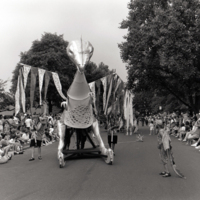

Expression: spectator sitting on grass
xmin=42 ymin=133 xmax=50 ymax=146
xmin=171 ymin=122 xmax=179 ymax=137
xmin=177 ymin=123 xmax=186 ymax=141
xmin=0 ymin=135 xmax=13 ymax=162
xmin=0 ymin=144 xmax=12 ymax=164
xmin=185 ymin=117 xmax=200 ymax=145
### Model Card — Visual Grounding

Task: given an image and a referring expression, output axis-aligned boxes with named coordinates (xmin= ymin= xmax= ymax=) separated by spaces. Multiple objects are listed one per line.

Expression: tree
xmin=85 ymin=61 xmax=112 ymax=83
xmin=119 ymin=0 xmax=200 ymax=113
xmin=0 ymin=80 xmax=14 ymax=110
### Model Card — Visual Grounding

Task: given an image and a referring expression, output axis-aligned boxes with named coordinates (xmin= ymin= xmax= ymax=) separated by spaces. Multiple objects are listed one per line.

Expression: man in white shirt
xmin=25 ymin=116 xmax=33 ymax=130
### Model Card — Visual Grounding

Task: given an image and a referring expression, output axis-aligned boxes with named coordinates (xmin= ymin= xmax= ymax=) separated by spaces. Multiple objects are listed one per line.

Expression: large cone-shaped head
xmin=66 ymin=39 xmax=94 ymax=73
xmin=67 ymin=71 xmax=90 ymax=100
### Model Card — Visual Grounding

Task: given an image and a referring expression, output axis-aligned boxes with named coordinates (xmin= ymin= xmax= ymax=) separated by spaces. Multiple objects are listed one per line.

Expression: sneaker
xmin=195 ymin=146 xmax=200 ymax=149
xmin=159 ymin=172 xmax=166 ymax=175
xmin=29 ymin=158 xmax=35 ymax=161
xmin=162 ymin=173 xmax=171 ymax=177
xmin=178 ymin=139 xmax=182 ymax=141
xmin=14 ymin=152 xmax=18 ymax=155
xmin=38 ymin=156 xmax=42 ymax=160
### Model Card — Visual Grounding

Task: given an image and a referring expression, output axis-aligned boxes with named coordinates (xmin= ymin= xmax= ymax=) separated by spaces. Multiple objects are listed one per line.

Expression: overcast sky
xmin=0 ymin=0 xmax=129 ymax=91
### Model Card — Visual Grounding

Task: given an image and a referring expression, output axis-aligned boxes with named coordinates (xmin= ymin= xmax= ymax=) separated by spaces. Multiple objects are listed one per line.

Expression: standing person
xmin=149 ymin=121 xmax=154 ymax=135
xmin=157 ymin=124 xmax=172 ymax=177
xmin=29 ymin=117 xmax=45 ymax=161
xmin=145 ymin=116 xmax=148 ymax=126
xmin=25 ymin=115 xmax=32 ymax=130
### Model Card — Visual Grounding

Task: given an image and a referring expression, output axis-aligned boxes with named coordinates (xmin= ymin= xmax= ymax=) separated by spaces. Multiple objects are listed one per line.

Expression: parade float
xmin=14 ymin=39 xmax=135 ymax=167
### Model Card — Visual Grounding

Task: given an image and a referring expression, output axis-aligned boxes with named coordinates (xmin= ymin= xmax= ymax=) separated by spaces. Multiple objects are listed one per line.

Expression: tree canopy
xmin=119 ymin=0 xmax=200 ymax=113
xmin=0 ymin=79 xmax=14 ymax=111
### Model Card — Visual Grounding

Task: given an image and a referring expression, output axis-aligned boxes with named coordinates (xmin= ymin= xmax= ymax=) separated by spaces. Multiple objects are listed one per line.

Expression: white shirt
xmin=25 ymin=119 xmax=32 ymax=128
xmin=22 ymin=133 xmax=29 ymax=140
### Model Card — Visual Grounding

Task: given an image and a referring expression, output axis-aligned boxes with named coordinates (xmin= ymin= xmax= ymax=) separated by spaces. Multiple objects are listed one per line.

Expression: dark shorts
xmin=30 ymin=139 xmax=42 ymax=148
xmin=108 ymin=135 xmax=118 ymax=144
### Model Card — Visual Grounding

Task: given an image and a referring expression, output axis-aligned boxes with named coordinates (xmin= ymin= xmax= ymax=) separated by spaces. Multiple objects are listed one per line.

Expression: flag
xmin=101 ymin=76 xmax=107 ymax=111
xmin=19 ymin=69 xmax=26 ymax=113
xmin=23 ymin=64 xmax=31 ymax=89
xmin=104 ymin=75 xmax=113 ymax=115
xmin=30 ymin=67 xmax=38 ymax=109
xmin=38 ymin=68 xmax=46 ymax=105
xmin=44 ymin=71 xmax=51 ymax=101
xmin=15 ymin=75 xmax=20 ymax=116
xmin=52 ymin=72 xmax=67 ymax=100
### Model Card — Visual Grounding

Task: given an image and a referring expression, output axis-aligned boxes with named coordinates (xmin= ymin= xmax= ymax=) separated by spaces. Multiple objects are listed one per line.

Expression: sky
xmin=0 ymin=0 xmax=129 ymax=92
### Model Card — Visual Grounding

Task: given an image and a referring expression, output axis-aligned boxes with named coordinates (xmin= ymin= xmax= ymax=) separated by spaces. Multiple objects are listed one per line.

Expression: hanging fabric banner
xmin=95 ymin=79 xmax=101 ymax=114
xmin=101 ymin=76 xmax=107 ymax=111
xmin=52 ymin=72 xmax=67 ymax=100
xmin=38 ymin=68 xmax=46 ymax=105
xmin=23 ymin=64 xmax=31 ymax=89
xmin=89 ymin=82 xmax=96 ymax=104
xmin=107 ymin=105 xmax=112 ymax=115
xmin=30 ymin=67 xmax=38 ymax=109
xmin=15 ymin=75 xmax=20 ymax=116
xmin=126 ymin=91 xmax=130 ymax=133
xmin=19 ymin=69 xmax=26 ymax=113
xmin=44 ymin=71 xmax=51 ymax=101
xmin=104 ymin=76 xmax=113 ymax=115
xmin=89 ymin=81 xmax=97 ymax=114
xmin=123 ymin=89 xmax=128 ymax=120
xmin=129 ymin=93 xmax=134 ymax=126
xmin=114 ymin=78 xmax=122 ymax=95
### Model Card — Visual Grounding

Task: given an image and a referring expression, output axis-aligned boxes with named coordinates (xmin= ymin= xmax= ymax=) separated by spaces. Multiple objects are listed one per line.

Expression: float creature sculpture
xmin=57 ymin=39 xmax=114 ymax=167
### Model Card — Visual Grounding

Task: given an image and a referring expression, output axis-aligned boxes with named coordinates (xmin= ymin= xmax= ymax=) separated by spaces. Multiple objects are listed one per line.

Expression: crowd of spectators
xmin=0 ymin=113 xmax=60 ymax=163
xmin=145 ymin=112 xmax=200 ymax=151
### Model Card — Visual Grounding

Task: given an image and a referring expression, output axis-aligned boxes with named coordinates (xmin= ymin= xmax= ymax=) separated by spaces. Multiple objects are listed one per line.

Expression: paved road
xmin=1 ymin=126 xmax=200 ymax=200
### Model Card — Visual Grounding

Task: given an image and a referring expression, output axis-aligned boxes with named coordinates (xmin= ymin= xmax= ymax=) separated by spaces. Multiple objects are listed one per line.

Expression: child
xmin=149 ymin=121 xmax=154 ymax=135
xmin=157 ymin=124 xmax=173 ymax=177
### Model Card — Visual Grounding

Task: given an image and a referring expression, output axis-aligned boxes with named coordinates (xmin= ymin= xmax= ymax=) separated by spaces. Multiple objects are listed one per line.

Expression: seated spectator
xmin=177 ymin=123 xmax=186 ymax=141
xmin=171 ymin=122 xmax=179 ymax=136
xmin=183 ymin=118 xmax=200 ymax=145
xmin=15 ymin=127 xmax=30 ymax=152
xmin=42 ymin=134 xmax=50 ymax=146
xmin=3 ymin=119 xmax=10 ymax=135
xmin=0 ymin=145 xmax=12 ymax=164
xmin=0 ymin=135 xmax=13 ymax=162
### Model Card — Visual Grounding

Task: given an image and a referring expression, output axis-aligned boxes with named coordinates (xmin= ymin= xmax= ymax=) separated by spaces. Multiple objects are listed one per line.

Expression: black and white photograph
xmin=0 ymin=0 xmax=200 ymax=200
